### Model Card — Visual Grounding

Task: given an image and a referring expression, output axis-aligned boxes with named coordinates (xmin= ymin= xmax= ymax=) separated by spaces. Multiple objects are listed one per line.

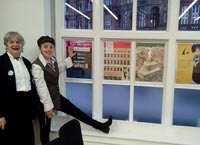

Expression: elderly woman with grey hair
xmin=0 ymin=31 xmax=36 ymax=145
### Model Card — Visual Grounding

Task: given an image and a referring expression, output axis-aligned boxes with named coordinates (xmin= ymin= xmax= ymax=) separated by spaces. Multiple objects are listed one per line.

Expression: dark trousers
xmin=37 ymin=95 xmax=102 ymax=145
xmin=0 ymin=91 xmax=35 ymax=145
xmin=37 ymin=110 xmax=51 ymax=145
xmin=0 ymin=119 xmax=34 ymax=145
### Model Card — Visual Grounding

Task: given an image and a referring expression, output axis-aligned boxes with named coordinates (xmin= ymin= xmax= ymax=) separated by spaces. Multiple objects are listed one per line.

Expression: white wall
xmin=0 ymin=0 xmax=51 ymax=61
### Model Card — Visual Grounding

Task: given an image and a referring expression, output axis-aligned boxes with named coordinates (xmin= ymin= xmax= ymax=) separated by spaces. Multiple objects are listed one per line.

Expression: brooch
xmin=8 ymin=70 xmax=14 ymax=76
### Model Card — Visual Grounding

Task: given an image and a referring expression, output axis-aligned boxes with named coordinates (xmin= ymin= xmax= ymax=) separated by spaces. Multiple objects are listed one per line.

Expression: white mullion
xmin=92 ymin=0 xmax=103 ymax=119
xmin=129 ymin=41 xmax=136 ymax=121
xmin=132 ymin=0 xmax=137 ymax=32
xmin=92 ymin=37 xmax=103 ymax=119
xmin=55 ymin=0 xmax=67 ymax=116
xmin=161 ymin=0 xmax=180 ymax=125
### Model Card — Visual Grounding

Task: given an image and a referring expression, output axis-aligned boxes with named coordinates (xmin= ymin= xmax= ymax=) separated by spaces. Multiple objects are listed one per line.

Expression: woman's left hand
xmin=67 ymin=47 xmax=76 ymax=58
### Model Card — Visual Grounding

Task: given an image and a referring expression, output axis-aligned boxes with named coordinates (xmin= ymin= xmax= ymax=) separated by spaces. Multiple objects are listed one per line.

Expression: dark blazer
xmin=192 ymin=62 xmax=200 ymax=84
xmin=0 ymin=52 xmax=36 ymax=118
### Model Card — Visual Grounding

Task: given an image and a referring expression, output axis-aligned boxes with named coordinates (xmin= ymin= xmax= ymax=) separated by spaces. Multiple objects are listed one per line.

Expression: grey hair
xmin=4 ymin=31 xmax=25 ymax=46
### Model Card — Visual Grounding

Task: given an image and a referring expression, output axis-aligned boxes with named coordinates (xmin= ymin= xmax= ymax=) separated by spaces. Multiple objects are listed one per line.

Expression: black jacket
xmin=0 ymin=53 xmax=37 ymax=119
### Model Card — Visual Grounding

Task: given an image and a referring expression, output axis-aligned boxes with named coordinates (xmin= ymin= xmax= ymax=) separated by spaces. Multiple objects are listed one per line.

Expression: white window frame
xmin=53 ymin=0 xmax=200 ymax=144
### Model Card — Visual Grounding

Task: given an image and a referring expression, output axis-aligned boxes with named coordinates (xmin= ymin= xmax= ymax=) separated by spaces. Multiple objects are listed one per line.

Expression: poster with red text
xmin=66 ymin=40 xmax=92 ymax=79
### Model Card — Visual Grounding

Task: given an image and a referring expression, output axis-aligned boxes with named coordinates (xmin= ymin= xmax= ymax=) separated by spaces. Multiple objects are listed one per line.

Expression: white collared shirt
xmin=7 ymin=52 xmax=31 ymax=92
xmin=32 ymin=53 xmax=73 ymax=112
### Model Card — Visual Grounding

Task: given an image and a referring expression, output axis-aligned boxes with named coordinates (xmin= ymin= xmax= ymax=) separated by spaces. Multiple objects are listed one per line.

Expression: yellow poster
xmin=176 ymin=43 xmax=200 ymax=84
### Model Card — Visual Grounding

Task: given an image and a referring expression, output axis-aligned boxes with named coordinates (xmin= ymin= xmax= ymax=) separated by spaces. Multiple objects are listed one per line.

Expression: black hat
xmin=37 ymin=36 xmax=55 ymax=47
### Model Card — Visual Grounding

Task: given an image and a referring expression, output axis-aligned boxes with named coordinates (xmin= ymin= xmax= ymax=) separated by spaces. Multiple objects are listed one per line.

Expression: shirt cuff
xmin=43 ymin=102 xmax=54 ymax=112
xmin=64 ymin=57 xmax=73 ymax=68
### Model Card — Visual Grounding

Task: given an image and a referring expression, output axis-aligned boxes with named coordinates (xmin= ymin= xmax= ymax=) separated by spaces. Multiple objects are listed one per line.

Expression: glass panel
xmin=66 ymin=82 xmax=93 ymax=116
xmin=104 ymin=41 xmax=131 ymax=80
xmin=103 ymin=84 xmax=130 ymax=120
xmin=179 ymin=0 xmax=200 ymax=31
xmin=137 ymin=0 xmax=168 ymax=30
xmin=64 ymin=0 xmax=93 ymax=29
xmin=176 ymin=43 xmax=200 ymax=84
xmin=173 ymin=89 xmax=200 ymax=127
xmin=66 ymin=40 xmax=92 ymax=79
xmin=134 ymin=86 xmax=163 ymax=123
xmin=135 ymin=42 xmax=165 ymax=82
xmin=103 ymin=0 xmax=133 ymax=30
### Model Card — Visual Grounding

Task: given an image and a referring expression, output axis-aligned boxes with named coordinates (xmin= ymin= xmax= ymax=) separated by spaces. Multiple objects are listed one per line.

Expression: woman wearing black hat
xmin=32 ymin=36 xmax=112 ymax=145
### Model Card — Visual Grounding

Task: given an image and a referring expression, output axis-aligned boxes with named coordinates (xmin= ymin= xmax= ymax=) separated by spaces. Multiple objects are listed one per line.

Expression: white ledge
xmin=51 ymin=115 xmax=200 ymax=145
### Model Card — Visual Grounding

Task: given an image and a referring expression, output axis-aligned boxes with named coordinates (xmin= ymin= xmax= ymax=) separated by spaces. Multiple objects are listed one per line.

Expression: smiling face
xmin=40 ymin=42 xmax=55 ymax=61
xmin=5 ymin=37 xmax=23 ymax=58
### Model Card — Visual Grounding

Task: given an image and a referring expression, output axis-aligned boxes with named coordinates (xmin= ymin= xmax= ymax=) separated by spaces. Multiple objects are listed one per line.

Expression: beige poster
xmin=135 ymin=43 xmax=164 ymax=82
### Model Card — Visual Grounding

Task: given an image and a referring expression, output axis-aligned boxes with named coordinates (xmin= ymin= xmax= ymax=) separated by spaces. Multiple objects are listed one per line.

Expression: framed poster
xmin=135 ymin=43 xmax=164 ymax=82
xmin=176 ymin=43 xmax=200 ymax=84
xmin=104 ymin=41 xmax=131 ymax=80
xmin=66 ymin=40 xmax=92 ymax=79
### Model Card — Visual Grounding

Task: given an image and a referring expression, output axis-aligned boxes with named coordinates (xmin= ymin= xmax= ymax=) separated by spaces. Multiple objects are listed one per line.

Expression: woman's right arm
xmin=31 ymin=64 xmax=54 ymax=112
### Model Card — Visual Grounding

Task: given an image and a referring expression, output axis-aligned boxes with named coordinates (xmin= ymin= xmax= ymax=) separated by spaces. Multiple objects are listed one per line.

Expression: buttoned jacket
xmin=0 ymin=53 xmax=36 ymax=118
